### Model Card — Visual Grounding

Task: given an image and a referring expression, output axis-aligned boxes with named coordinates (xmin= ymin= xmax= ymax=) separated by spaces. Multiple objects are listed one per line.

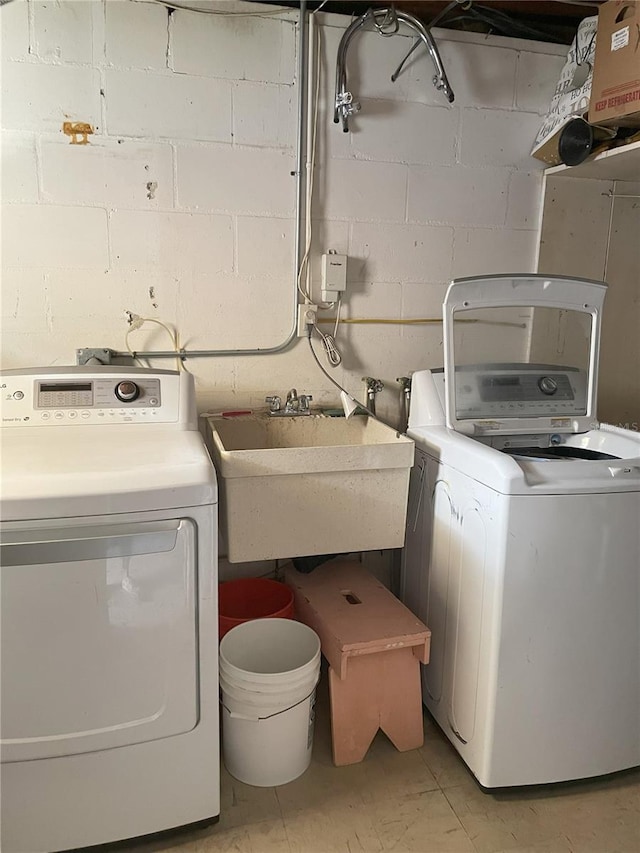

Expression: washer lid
xmin=1 ymin=428 xmax=217 ymax=522
xmin=409 ymin=423 xmax=640 ymax=495
xmin=442 ymin=274 xmax=607 ymax=436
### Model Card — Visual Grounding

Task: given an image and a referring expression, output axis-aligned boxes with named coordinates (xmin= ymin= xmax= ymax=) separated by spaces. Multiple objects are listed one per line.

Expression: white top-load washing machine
xmin=401 ymin=275 xmax=640 ymax=788
xmin=0 ymin=367 xmax=219 ymax=852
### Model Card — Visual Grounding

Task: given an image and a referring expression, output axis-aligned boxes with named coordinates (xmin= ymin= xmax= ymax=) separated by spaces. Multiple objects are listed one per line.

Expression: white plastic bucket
xmin=219 ymin=618 xmax=321 ymax=787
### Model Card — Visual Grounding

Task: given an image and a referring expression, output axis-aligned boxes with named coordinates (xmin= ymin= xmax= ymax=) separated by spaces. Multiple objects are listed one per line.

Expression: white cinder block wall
xmin=1 ymin=0 xmax=566 ymax=427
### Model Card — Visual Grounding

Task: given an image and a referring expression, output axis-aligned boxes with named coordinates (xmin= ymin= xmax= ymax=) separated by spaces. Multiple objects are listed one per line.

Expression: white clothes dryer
xmin=0 ymin=367 xmax=219 ymax=852
xmin=401 ymin=275 xmax=640 ymax=788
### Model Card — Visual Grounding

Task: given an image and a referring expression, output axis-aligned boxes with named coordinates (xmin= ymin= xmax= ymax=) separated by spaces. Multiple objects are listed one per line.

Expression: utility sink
xmin=204 ymin=414 xmax=414 ymax=563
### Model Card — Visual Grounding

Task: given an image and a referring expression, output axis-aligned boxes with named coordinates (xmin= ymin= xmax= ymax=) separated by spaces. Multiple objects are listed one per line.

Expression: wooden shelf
xmin=546 ymin=139 xmax=640 ymax=182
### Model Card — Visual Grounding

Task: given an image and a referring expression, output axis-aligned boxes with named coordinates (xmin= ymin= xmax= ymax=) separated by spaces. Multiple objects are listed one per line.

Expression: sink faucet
xmin=363 ymin=377 xmax=384 ymax=416
xmin=286 ymin=388 xmax=299 ymax=411
xmin=265 ymin=389 xmax=313 ymax=416
xmin=265 ymin=395 xmax=282 ymax=414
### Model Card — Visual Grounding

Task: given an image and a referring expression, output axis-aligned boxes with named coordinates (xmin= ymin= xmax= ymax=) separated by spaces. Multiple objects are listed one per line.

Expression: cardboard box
xmin=588 ymin=0 xmax=640 ymax=127
xmin=531 ymin=16 xmax=597 ymax=165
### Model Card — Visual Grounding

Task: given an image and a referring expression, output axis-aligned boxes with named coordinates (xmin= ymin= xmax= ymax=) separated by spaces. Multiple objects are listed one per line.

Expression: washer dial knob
xmin=538 ymin=376 xmax=558 ymax=396
xmin=115 ymin=381 xmax=140 ymax=402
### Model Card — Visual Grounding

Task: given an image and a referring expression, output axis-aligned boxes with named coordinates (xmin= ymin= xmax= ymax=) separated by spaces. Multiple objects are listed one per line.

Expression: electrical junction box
xmin=321 ymin=252 xmax=348 ymax=303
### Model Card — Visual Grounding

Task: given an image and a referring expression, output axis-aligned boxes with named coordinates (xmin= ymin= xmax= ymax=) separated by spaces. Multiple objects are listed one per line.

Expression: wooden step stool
xmin=284 ymin=560 xmax=431 ymax=766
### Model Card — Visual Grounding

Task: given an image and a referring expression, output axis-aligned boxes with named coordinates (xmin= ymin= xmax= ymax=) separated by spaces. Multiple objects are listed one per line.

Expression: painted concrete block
xmin=109 ymin=210 xmax=233 ymax=274
xmin=48 ymin=315 xmax=127 ymax=358
xmin=1 ymin=0 xmax=29 ymax=60
xmin=106 ymin=0 xmax=169 ymax=70
xmin=2 ymin=204 xmax=109 ymax=268
xmin=1 ymin=62 xmax=102 ymax=133
xmin=394 ymin=320 xmax=445 ymax=379
xmin=348 ymin=100 xmax=458 ymax=166
xmin=506 ymin=170 xmax=543 ymax=229
xmin=320 ymin=158 xmax=407 ymax=222
xmin=236 ymin=216 xmax=295 ymax=279
xmin=0 ymin=330 xmax=71 ymax=368
xmin=1 ymin=133 xmax=39 ymax=203
xmin=105 ymin=70 xmax=232 ymax=141
xmin=31 ymin=0 xmax=94 ymax=64
xmin=401 ymin=281 xmax=449 ymax=318
xmin=340 ymin=322 xmax=405 ymax=385
xmin=516 ymin=50 xmax=566 ymax=114
xmin=177 ymin=271 xmax=292 ymax=348
xmin=452 ymin=228 xmax=538 ymax=277
xmin=0 ymin=268 xmax=49 ymax=333
xmin=40 ymin=138 xmax=173 ymax=209
xmin=46 ymin=268 xmax=179 ymax=323
xmin=233 ymin=82 xmax=296 ymax=149
xmin=419 ymin=41 xmax=517 ymax=109
xmin=170 ymin=10 xmax=296 ymax=84
xmin=459 ymin=108 xmax=544 ymax=168
xmin=46 ymin=268 xmax=132 ymax=321
xmin=407 ymin=165 xmax=509 ymax=226
xmin=349 ymin=223 xmax=453 ymax=284
xmin=346 ymin=281 xmax=403 ymax=320
xmin=176 ymin=144 xmax=296 ymax=216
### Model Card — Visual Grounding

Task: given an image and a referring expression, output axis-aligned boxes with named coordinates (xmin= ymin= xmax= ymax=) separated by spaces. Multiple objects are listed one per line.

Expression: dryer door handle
xmin=1 ymin=520 xmax=181 ymax=567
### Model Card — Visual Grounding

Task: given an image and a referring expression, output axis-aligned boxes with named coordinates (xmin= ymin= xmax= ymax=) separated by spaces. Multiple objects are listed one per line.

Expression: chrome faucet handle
xmin=363 ymin=377 xmax=384 ymax=394
xmin=336 ymin=91 xmax=357 ymax=108
xmin=285 ymin=389 xmax=299 ymax=412
xmin=265 ymin=395 xmax=281 ymax=413
xmin=299 ymin=394 xmax=313 ymax=413
xmin=336 ymin=92 xmax=361 ymax=111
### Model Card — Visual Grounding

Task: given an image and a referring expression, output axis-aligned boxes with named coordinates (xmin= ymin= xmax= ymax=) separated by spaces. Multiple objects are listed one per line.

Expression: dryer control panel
xmin=36 ymin=377 xmax=161 ymax=410
xmin=0 ymin=368 xmax=189 ymax=427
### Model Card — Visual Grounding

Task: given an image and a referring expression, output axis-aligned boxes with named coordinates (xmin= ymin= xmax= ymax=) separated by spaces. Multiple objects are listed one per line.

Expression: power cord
xmin=314 ymin=297 xmax=342 ymax=366
xmin=124 ymin=312 xmax=185 ymax=372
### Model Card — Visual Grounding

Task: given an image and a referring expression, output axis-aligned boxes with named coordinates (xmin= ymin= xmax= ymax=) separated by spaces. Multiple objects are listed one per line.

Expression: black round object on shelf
xmin=558 ymin=118 xmax=594 ymax=166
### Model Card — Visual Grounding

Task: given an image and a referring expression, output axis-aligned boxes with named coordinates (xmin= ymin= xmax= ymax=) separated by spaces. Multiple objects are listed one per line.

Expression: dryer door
xmin=1 ymin=518 xmax=198 ymax=762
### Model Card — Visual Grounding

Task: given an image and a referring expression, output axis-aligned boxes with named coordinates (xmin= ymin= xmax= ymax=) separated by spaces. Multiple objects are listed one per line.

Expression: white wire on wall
xmin=124 ymin=313 xmax=185 ymax=372
xmin=315 ymin=298 xmax=342 ymax=365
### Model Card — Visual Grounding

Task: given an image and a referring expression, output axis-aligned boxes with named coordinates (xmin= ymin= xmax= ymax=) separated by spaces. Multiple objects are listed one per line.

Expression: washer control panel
xmin=1 ymin=370 xmax=181 ymax=426
xmin=451 ymin=365 xmax=588 ymax=420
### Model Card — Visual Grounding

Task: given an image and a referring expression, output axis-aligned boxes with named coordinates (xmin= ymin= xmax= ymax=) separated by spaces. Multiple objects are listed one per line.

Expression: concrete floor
xmin=122 ymin=668 xmax=640 ymax=853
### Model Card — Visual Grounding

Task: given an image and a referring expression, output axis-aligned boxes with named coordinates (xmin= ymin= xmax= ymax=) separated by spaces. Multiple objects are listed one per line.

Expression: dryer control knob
xmin=538 ymin=376 xmax=558 ymax=396
xmin=115 ymin=381 xmax=140 ymax=402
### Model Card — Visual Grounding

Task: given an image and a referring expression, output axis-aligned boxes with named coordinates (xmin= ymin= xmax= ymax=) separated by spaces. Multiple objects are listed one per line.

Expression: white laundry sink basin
xmin=204 ymin=414 xmax=414 ymax=563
